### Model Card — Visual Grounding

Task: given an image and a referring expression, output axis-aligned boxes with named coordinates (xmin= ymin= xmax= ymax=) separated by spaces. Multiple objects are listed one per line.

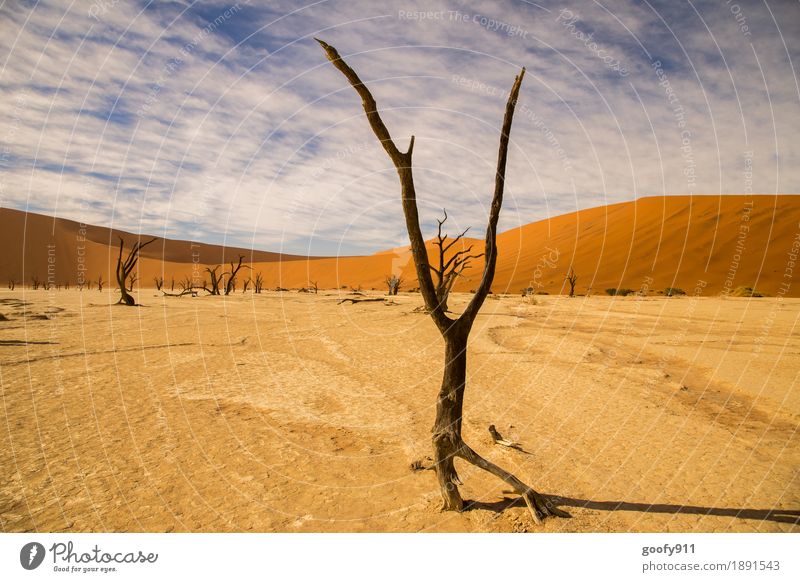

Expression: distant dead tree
xmin=64 ymin=280 xmax=70 ymax=290
xmin=115 ymin=236 xmax=156 ymax=305
xmin=205 ymin=265 xmax=224 ymax=295
xmin=309 ymin=280 xmax=318 ymax=294
xmin=127 ymin=272 xmax=138 ymax=292
xmin=96 ymin=275 xmax=104 ymax=291
xmin=154 ymin=276 xmax=164 ymax=291
xmin=385 ymin=274 xmax=402 ymax=296
xmin=254 ymin=272 xmax=264 ymax=294
xmin=318 ymin=40 xmax=565 ymax=524
xmin=170 ymin=276 xmax=175 ymax=291
xmin=7 ymin=279 xmax=16 ymax=291
xmin=31 ymin=275 xmax=40 ymax=290
xmin=180 ymin=275 xmax=194 ymax=293
xmin=224 ymin=255 xmax=249 ymax=296
xmin=430 ymin=209 xmax=483 ymax=312
xmin=242 ymin=278 xmax=251 ymax=292
xmin=565 ymin=268 xmax=578 ymax=297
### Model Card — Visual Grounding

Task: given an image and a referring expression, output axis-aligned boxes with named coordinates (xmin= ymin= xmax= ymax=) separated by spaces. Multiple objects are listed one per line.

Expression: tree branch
xmin=317 ymin=38 xmax=450 ymax=331
xmin=461 ymin=68 xmax=525 ymax=324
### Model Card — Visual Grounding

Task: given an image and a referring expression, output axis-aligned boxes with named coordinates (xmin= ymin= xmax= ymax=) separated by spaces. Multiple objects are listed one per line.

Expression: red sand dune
xmin=1 ymin=194 xmax=798 ymax=296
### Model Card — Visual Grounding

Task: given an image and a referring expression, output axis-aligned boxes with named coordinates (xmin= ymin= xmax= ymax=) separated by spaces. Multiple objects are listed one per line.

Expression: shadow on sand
xmin=465 ymin=495 xmax=800 ymax=525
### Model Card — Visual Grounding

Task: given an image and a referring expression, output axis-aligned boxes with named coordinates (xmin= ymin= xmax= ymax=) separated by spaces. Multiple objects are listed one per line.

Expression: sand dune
xmin=1 ymin=194 xmax=798 ymax=295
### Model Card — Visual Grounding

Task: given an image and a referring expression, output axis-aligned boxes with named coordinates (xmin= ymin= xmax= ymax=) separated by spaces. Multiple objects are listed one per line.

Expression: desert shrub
xmin=606 ymin=288 xmax=634 ymax=296
xmin=665 ymin=287 xmax=686 ymax=297
xmin=731 ymin=286 xmax=764 ymax=297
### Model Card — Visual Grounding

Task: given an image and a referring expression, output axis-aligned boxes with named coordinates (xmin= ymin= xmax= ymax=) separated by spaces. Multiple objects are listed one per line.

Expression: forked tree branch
xmin=317 ymin=38 xmax=524 ymax=330
xmin=316 ymin=38 xmax=449 ymax=332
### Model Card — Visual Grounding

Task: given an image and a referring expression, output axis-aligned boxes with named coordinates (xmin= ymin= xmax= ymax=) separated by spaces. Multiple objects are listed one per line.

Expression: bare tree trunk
xmin=432 ymin=325 xmax=469 ymax=510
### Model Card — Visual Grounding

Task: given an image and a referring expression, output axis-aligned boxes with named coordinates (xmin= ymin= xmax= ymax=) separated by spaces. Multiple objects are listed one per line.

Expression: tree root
xmin=447 ymin=442 xmax=568 ymax=524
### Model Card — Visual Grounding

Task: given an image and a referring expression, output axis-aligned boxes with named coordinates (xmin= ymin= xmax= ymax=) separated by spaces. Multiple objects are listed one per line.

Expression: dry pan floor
xmin=1 ymin=290 xmax=798 ymax=532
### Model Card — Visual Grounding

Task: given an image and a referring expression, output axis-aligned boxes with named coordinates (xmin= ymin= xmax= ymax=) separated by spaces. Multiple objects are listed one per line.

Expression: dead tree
xmin=96 ymin=275 xmax=104 ymax=291
xmin=430 ymin=210 xmax=483 ymax=312
xmin=224 ymin=255 xmax=248 ymax=295
xmin=180 ymin=275 xmax=194 ymax=293
xmin=127 ymin=272 xmax=138 ymax=292
xmin=154 ymin=276 xmax=164 ymax=291
xmin=64 ymin=280 xmax=70 ymax=290
xmin=7 ymin=279 xmax=15 ymax=291
xmin=318 ymin=40 xmax=566 ymax=524
xmin=310 ymin=280 xmax=318 ymax=294
xmin=205 ymin=265 xmax=224 ymax=295
xmin=385 ymin=274 xmax=402 ymax=295
xmin=31 ymin=275 xmax=40 ymax=290
xmin=115 ymin=236 xmax=156 ymax=305
xmin=242 ymin=278 xmax=251 ymax=292
xmin=170 ymin=276 xmax=175 ymax=291
xmin=254 ymin=272 xmax=264 ymax=294
xmin=565 ymin=268 xmax=578 ymax=297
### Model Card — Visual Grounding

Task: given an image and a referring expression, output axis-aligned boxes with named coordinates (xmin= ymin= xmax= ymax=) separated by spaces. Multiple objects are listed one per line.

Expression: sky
xmin=0 ymin=0 xmax=798 ymax=256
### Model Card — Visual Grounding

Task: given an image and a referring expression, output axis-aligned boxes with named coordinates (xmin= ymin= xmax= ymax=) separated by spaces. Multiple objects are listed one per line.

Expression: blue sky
xmin=1 ymin=0 xmax=798 ymax=255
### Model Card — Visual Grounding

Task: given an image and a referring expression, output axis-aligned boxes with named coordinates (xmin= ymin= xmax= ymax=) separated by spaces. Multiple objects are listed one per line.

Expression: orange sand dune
xmin=491 ymin=194 xmax=799 ymax=296
xmin=1 ymin=195 xmax=798 ymax=295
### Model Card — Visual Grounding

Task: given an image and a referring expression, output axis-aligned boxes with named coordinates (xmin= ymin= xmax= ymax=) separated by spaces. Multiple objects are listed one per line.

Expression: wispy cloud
xmin=1 ymin=0 xmax=798 ymax=254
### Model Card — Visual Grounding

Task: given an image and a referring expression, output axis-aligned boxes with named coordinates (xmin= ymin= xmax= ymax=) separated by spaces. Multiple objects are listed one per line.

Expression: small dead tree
xmin=430 ymin=210 xmax=483 ymax=312
xmin=205 ymin=265 xmax=224 ymax=295
xmin=310 ymin=280 xmax=318 ymax=294
xmin=180 ymin=275 xmax=194 ymax=293
xmin=170 ymin=276 xmax=175 ymax=291
xmin=154 ymin=276 xmax=164 ymax=291
xmin=64 ymin=280 xmax=70 ymax=290
xmin=31 ymin=275 xmax=40 ymax=290
xmin=385 ymin=274 xmax=402 ymax=295
xmin=565 ymin=268 xmax=578 ymax=297
xmin=96 ymin=275 xmax=104 ymax=291
xmin=318 ymin=40 xmax=565 ymax=524
xmin=242 ymin=278 xmax=251 ymax=292
xmin=127 ymin=272 xmax=138 ymax=292
xmin=254 ymin=272 xmax=264 ymax=294
xmin=7 ymin=279 xmax=16 ymax=291
xmin=224 ymin=255 xmax=249 ymax=296
xmin=115 ymin=236 xmax=156 ymax=305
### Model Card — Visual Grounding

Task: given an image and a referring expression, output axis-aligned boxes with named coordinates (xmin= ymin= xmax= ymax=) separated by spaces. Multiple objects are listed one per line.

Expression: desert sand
xmin=1 ymin=289 xmax=797 ymax=532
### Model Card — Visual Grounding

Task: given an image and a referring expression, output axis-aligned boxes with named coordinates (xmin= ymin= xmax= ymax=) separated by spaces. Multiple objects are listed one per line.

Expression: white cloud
xmin=1 ymin=0 xmax=798 ymax=255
